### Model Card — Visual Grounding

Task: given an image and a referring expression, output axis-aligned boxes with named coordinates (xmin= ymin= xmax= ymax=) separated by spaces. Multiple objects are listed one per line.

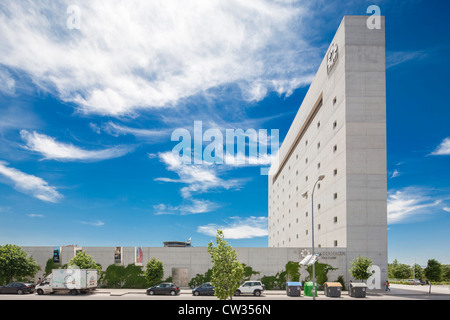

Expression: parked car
xmin=0 ymin=282 xmax=35 ymax=295
xmin=146 ymin=283 xmax=180 ymax=296
xmin=234 ymin=281 xmax=265 ymax=296
xmin=192 ymin=282 xmax=215 ymax=296
xmin=406 ymin=279 xmax=424 ymax=285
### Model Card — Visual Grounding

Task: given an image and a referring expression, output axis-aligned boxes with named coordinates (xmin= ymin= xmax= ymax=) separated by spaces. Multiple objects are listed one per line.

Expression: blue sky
xmin=0 ymin=0 xmax=449 ymax=266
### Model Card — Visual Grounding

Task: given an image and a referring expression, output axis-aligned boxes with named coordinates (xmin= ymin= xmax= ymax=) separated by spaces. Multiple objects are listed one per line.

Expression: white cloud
xmin=27 ymin=213 xmax=44 ymax=218
xmin=101 ymin=122 xmax=171 ymax=141
xmin=0 ymin=0 xmax=317 ymax=116
xmin=197 ymin=216 xmax=268 ymax=239
xmin=386 ymin=50 xmax=429 ymax=69
xmin=387 ymin=187 xmax=442 ymax=224
xmin=443 ymin=207 xmax=450 ymax=213
xmin=79 ymin=220 xmax=105 ymax=227
xmin=390 ymin=169 xmax=401 ymax=179
xmin=0 ymin=161 xmax=63 ymax=203
xmin=431 ymin=138 xmax=450 ymax=156
xmin=0 ymin=67 xmax=15 ymax=95
xmin=153 ymin=199 xmax=220 ymax=215
xmin=20 ymin=130 xmax=132 ymax=162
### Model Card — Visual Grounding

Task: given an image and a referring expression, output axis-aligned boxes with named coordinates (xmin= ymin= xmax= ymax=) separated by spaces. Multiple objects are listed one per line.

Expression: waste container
xmin=324 ymin=282 xmax=342 ymax=297
xmin=303 ymin=282 xmax=318 ymax=297
xmin=349 ymin=282 xmax=367 ymax=298
xmin=286 ymin=282 xmax=302 ymax=297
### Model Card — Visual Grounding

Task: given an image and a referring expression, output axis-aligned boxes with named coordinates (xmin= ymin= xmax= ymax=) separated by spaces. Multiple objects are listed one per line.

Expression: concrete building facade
xmin=23 ymin=246 xmax=349 ymax=288
xmin=268 ymin=16 xmax=387 ymax=283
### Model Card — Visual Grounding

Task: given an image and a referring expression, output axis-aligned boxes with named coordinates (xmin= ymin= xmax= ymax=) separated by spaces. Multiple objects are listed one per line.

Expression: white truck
xmin=36 ymin=269 xmax=98 ymax=295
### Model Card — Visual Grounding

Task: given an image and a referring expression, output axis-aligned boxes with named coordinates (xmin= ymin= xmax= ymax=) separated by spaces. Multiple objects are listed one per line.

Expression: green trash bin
xmin=303 ymin=282 xmax=318 ymax=297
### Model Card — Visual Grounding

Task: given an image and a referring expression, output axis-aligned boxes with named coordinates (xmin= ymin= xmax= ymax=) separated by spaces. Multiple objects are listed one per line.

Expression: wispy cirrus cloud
xmin=27 ymin=213 xmax=44 ymax=218
xmin=0 ymin=0 xmax=318 ymax=117
xmin=0 ymin=161 xmax=63 ymax=203
xmin=197 ymin=216 xmax=268 ymax=239
xmin=153 ymin=199 xmax=221 ymax=216
xmin=20 ymin=130 xmax=132 ymax=162
xmin=78 ymin=220 xmax=105 ymax=227
xmin=387 ymin=187 xmax=444 ymax=224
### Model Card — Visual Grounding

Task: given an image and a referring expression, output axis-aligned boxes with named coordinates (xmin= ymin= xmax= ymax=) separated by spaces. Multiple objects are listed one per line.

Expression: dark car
xmin=146 ymin=283 xmax=180 ymax=296
xmin=192 ymin=282 xmax=215 ymax=296
xmin=0 ymin=282 xmax=35 ymax=295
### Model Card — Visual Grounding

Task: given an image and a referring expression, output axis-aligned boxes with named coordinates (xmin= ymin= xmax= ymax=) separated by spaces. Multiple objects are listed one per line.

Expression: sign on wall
xmin=114 ymin=247 xmax=122 ymax=264
xmin=53 ymin=246 xmax=61 ymax=263
xmin=135 ymin=247 xmax=143 ymax=266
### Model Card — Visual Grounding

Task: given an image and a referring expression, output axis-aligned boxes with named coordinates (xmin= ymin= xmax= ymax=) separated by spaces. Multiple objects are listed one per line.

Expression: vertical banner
xmin=114 ymin=247 xmax=122 ymax=264
xmin=135 ymin=247 xmax=143 ymax=266
xmin=74 ymin=246 xmax=83 ymax=256
xmin=53 ymin=246 xmax=61 ymax=263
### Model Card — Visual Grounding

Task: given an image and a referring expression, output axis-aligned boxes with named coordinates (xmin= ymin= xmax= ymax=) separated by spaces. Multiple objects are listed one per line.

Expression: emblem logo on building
xmin=327 ymin=43 xmax=339 ymax=74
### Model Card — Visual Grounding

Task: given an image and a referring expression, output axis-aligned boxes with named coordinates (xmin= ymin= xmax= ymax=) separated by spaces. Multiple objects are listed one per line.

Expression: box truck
xmin=36 ymin=269 xmax=98 ymax=295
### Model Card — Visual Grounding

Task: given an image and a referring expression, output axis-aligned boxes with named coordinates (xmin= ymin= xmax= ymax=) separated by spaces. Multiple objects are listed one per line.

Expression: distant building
xmin=163 ymin=238 xmax=192 ymax=248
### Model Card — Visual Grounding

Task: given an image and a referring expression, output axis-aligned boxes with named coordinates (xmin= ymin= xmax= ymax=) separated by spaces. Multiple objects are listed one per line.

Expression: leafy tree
xmin=412 ymin=264 xmax=423 ymax=280
xmin=66 ymin=251 xmax=102 ymax=273
xmin=261 ymin=275 xmax=278 ymax=290
xmin=349 ymin=256 xmax=374 ymax=282
xmin=144 ymin=258 xmax=164 ymax=287
xmin=285 ymin=261 xmax=301 ymax=282
xmin=124 ymin=264 xmax=149 ymax=288
xmin=103 ymin=264 xmax=127 ymax=288
xmin=242 ymin=264 xmax=260 ymax=281
xmin=44 ymin=258 xmax=58 ymax=277
xmin=424 ymin=259 xmax=442 ymax=294
xmin=442 ymin=265 xmax=450 ymax=282
xmin=189 ymin=269 xmax=213 ymax=288
xmin=392 ymin=263 xmax=412 ymax=280
xmin=305 ymin=262 xmax=337 ymax=285
xmin=0 ymin=244 xmax=40 ymax=284
xmin=207 ymin=230 xmax=244 ymax=300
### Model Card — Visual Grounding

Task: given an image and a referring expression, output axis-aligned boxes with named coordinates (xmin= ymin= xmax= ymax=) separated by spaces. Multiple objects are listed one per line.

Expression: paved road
xmin=0 ymin=284 xmax=449 ymax=300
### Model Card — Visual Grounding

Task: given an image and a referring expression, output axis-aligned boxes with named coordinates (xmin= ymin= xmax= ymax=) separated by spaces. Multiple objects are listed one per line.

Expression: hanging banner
xmin=135 ymin=247 xmax=143 ymax=266
xmin=114 ymin=247 xmax=122 ymax=264
xmin=74 ymin=246 xmax=83 ymax=256
xmin=53 ymin=246 xmax=61 ymax=263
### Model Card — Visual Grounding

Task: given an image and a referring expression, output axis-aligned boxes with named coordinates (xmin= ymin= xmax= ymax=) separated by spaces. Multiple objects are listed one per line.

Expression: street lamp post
xmin=303 ymin=175 xmax=325 ymax=300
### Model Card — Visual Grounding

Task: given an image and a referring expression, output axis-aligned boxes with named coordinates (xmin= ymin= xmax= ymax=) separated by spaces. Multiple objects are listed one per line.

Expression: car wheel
xmin=170 ymin=290 xmax=176 ymax=296
xmin=148 ymin=290 xmax=155 ymax=295
xmin=254 ymin=290 xmax=261 ymax=297
xmin=70 ymin=289 xmax=78 ymax=296
xmin=17 ymin=289 xmax=24 ymax=295
xmin=37 ymin=289 xmax=44 ymax=295
xmin=193 ymin=291 xmax=200 ymax=296
xmin=234 ymin=290 xmax=240 ymax=296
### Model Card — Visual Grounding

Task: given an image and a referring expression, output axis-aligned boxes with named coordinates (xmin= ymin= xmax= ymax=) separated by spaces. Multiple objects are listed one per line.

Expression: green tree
xmin=285 ymin=261 xmax=301 ymax=282
xmin=242 ymin=264 xmax=260 ymax=281
xmin=349 ymin=256 xmax=374 ymax=282
xmin=144 ymin=258 xmax=164 ymax=287
xmin=124 ymin=264 xmax=149 ymax=288
xmin=103 ymin=264 xmax=127 ymax=288
xmin=44 ymin=258 xmax=58 ymax=277
xmin=0 ymin=244 xmax=40 ymax=284
xmin=189 ymin=269 xmax=213 ymax=288
xmin=207 ymin=230 xmax=244 ymax=300
xmin=442 ymin=265 xmax=450 ymax=282
xmin=66 ymin=251 xmax=102 ymax=273
xmin=392 ymin=263 xmax=412 ymax=280
xmin=424 ymin=259 xmax=442 ymax=294
xmin=412 ymin=264 xmax=423 ymax=281
xmin=305 ymin=262 xmax=337 ymax=286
